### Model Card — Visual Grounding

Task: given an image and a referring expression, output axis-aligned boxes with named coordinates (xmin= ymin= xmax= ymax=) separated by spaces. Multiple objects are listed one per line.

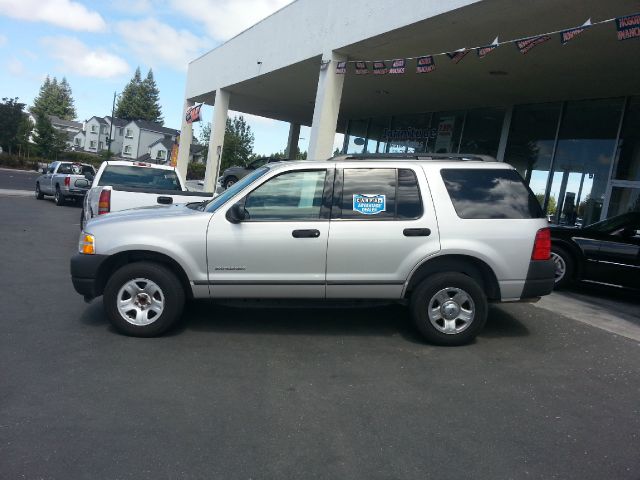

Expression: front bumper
xmin=521 ymin=259 xmax=555 ymax=299
xmin=70 ymin=253 xmax=109 ymax=300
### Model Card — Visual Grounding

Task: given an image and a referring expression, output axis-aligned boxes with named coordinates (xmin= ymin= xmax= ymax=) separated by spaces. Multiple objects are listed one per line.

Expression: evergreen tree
xmin=32 ymin=114 xmax=67 ymax=160
xmin=220 ymin=116 xmax=254 ymax=170
xmin=0 ymin=97 xmax=27 ymax=154
xmin=115 ymin=67 xmax=163 ymax=124
xmin=140 ymin=69 xmax=163 ymax=124
xmin=31 ymin=76 xmax=76 ymax=120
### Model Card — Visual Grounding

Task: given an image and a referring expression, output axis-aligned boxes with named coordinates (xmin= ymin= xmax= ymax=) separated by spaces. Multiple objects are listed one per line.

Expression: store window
xmin=614 ymin=96 xmax=640 ymax=182
xmin=458 ymin=107 xmax=505 ymax=157
xmin=345 ymin=119 xmax=369 ymax=154
xmin=367 ymin=116 xmax=391 ymax=153
xmin=548 ymin=98 xmax=624 ymax=226
xmin=504 ymin=103 xmax=562 ymax=204
xmin=386 ymin=114 xmax=431 ymax=153
xmin=427 ymin=111 xmax=465 ymax=154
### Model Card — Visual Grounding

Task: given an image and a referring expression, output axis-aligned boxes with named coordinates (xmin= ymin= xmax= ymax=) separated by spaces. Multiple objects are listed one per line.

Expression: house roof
xmin=47 ymin=115 xmax=83 ymax=130
xmin=66 ymin=131 xmax=77 ymax=141
xmin=87 ymin=116 xmax=107 ymax=125
xmin=130 ymin=119 xmax=179 ymax=136
xmin=75 ymin=131 xmax=85 ymax=137
xmin=136 ymin=152 xmax=152 ymax=162
xmin=149 ymin=137 xmax=175 ymax=150
xmin=104 ymin=116 xmax=128 ymax=127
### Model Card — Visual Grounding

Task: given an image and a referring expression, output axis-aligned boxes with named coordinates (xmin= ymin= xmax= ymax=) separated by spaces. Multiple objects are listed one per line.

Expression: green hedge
xmin=187 ymin=162 xmax=206 ymax=180
xmin=0 ymin=154 xmax=42 ymax=171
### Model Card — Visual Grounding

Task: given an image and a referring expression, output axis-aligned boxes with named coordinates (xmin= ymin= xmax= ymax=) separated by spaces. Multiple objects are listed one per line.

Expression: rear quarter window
xmin=441 ymin=168 xmax=543 ymax=219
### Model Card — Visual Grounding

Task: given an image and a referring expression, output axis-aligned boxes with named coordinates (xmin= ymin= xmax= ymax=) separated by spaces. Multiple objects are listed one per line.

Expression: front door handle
xmin=292 ymin=229 xmax=321 ymax=238
xmin=403 ymin=228 xmax=431 ymax=237
xmin=157 ymin=196 xmax=173 ymax=205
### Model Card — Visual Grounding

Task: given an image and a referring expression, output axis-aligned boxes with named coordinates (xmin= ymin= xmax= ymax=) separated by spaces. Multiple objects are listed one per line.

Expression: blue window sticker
xmin=353 ymin=194 xmax=386 ymax=215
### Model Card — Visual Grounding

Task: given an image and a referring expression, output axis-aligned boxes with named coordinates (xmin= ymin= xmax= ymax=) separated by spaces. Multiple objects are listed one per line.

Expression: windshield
xmin=204 ymin=167 xmax=269 ymax=212
xmin=585 ymin=212 xmax=640 ymax=233
xmin=98 ymin=165 xmax=181 ymax=190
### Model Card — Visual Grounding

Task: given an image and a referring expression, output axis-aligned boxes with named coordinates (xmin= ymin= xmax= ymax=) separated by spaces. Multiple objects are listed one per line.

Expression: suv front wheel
xmin=410 ymin=272 xmax=487 ymax=346
xmin=103 ymin=262 xmax=185 ymax=337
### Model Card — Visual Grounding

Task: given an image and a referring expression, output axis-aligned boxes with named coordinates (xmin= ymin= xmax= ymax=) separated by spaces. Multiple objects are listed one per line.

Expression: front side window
xmin=243 ymin=170 xmax=326 ymax=221
xmin=441 ymin=168 xmax=543 ymax=219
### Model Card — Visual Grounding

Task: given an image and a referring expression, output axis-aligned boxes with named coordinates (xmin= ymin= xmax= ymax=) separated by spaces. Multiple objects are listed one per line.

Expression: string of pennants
xmin=335 ymin=13 xmax=640 ymax=75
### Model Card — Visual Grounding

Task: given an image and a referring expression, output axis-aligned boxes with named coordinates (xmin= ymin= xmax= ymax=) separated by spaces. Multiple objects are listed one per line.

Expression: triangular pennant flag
xmin=477 ymin=36 xmax=499 ymax=58
xmin=355 ymin=61 xmax=369 ymax=75
xmin=389 ymin=59 xmax=406 ymax=74
xmin=335 ymin=61 xmax=347 ymax=74
xmin=560 ymin=19 xmax=592 ymax=44
xmin=416 ymin=55 xmax=436 ymax=73
xmin=515 ymin=34 xmax=551 ymax=54
xmin=446 ymin=48 xmax=469 ymax=64
xmin=373 ymin=61 xmax=388 ymax=75
xmin=616 ymin=13 xmax=640 ymax=41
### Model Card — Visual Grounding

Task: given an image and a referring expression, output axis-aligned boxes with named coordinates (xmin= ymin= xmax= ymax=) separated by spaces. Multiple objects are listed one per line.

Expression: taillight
xmin=98 ymin=189 xmax=111 ymax=215
xmin=64 ymin=176 xmax=70 ymax=187
xmin=531 ymin=228 xmax=551 ymax=260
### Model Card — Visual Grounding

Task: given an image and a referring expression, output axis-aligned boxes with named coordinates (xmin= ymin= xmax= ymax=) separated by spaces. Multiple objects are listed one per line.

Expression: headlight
xmin=79 ymin=232 xmax=95 ymax=255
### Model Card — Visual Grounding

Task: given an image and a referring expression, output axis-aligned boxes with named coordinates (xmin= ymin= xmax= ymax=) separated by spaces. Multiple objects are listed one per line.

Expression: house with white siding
xmin=121 ymin=120 xmax=179 ymax=160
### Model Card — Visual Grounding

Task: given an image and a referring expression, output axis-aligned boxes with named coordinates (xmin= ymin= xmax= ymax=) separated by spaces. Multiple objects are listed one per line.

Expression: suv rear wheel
xmin=103 ymin=262 xmax=185 ymax=337
xmin=410 ymin=272 xmax=487 ymax=346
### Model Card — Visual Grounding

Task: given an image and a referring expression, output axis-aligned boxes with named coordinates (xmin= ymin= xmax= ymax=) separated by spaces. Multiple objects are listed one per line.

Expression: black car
xmin=219 ymin=157 xmax=283 ymax=189
xmin=550 ymin=212 xmax=640 ymax=290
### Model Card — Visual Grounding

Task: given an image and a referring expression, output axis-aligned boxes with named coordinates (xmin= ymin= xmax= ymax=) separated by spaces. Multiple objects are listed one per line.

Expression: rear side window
xmin=441 ymin=168 xmax=543 ymax=219
xmin=98 ymin=165 xmax=181 ymax=190
xmin=337 ymin=168 xmax=423 ymax=220
xmin=57 ymin=163 xmax=72 ymax=174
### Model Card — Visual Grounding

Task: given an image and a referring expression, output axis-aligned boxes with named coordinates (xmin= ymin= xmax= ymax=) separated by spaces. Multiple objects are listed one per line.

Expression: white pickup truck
xmin=81 ymin=161 xmax=214 ymax=229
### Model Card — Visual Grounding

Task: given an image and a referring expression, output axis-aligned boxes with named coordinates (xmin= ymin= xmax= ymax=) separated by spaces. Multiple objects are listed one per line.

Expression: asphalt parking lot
xmin=1 ymin=173 xmax=639 ymax=479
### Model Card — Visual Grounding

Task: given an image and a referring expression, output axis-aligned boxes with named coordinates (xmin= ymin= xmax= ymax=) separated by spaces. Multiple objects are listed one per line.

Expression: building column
xmin=285 ymin=123 xmax=301 ymax=159
xmin=176 ymin=98 xmax=194 ymax=179
xmin=307 ymin=52 xmax=346 ymax=160
xmin=203 ymin=88 xmax=230 ymax=192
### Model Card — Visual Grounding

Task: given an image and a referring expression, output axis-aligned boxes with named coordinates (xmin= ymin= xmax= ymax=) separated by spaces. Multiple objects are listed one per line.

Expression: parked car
xmin=70 ymin=153 xmax=555 ymax=345
xmin=35 ymin=161 xmax=96 ymax=206
xmin=219 ymin=157 xmax=283 ymax=189
xmin=550 ymin=212 xmax=640 ymax=290
xmin=81 ymin=160 xmax=215 ymax=229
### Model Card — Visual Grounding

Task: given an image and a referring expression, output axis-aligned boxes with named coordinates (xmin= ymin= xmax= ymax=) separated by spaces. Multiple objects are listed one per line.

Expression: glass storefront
xmin=343 ymin=95 xmax=640 ymax=226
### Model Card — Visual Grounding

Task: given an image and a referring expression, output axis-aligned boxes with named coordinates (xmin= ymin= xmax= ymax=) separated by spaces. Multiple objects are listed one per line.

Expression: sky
xmin=0 ymin=0 xmax=341 ymax=156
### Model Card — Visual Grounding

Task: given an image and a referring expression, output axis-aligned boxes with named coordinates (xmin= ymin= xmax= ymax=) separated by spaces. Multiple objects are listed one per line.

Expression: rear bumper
xmin=521 ymin=259 xmax=555 ymax=299
xmin=70 ymin=253 xmax=109 ymax=300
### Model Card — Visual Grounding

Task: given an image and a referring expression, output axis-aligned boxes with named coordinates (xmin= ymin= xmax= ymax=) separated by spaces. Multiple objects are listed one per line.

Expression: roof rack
xmin=330 ymin=153 xmax=496 ymax=162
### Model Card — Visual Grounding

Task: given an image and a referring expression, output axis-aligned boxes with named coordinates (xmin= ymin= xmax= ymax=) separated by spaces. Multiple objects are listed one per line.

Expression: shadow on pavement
xmin=78 ymin=298 xmax=530 ymax=343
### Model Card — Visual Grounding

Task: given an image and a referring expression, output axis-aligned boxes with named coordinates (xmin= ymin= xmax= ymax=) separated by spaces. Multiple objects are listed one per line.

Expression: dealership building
xmin=177 ymin=0 xmax=640 ymax=226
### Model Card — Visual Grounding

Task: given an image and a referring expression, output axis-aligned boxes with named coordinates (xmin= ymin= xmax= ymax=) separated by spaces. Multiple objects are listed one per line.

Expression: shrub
xmin=0 ymin=153 xmax=42 ymax=171
xmin=187 ymin=162 xmax=206 ymax=180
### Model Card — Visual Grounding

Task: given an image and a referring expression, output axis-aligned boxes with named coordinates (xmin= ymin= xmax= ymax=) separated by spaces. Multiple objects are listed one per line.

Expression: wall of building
xmin=121 ymin=123 xmax=140 ymax=159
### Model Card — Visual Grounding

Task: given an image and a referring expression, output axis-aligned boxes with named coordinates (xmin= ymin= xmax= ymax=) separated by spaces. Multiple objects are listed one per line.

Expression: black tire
xmin=35 ymin=183 xmax=44 ymax=200
xmin=54 ymin=186 xmax=65 ymax=206
xmin=103 ymin=262 xmax=185 ymax=337
xmin=410 ymin=272 xmax=488 ymax=346
xmin=550 ymin=246 xmax=574 ymax=289
xmin=223 ymin=176 xmax=238 ymax=189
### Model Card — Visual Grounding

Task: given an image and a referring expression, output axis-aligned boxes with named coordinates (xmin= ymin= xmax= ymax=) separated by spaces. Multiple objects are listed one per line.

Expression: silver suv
xmin=70 ymin=154 xmax=554 ymax=345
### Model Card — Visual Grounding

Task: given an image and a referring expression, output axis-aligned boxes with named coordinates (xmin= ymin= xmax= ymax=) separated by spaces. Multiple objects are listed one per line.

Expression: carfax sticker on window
xmin=353 ymin=194 xmax=386 ymax=215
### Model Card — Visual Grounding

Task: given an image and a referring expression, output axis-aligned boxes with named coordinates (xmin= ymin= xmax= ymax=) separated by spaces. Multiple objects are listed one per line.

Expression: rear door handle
xmin=292 ymin=229 xmax=321 ymax=238
xmin=403 ymin=228 xmax=431 ymax=237
xmin=157 ymin=196 xmax=173 ymax=205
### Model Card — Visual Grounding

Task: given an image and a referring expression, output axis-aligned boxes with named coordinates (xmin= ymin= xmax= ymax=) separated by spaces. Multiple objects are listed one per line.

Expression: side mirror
xmin=225 ymin=202 xmax=246 ymax=224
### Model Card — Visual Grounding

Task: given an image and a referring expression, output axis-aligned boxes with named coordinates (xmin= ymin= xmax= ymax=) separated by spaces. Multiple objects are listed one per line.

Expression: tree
xmin=115 ymin=67 xmax=163 ymax=124
xmin=15 ymin=114 xmax=33 ymax=156
xmin=32 ymin=114 xmax=67 ymax=160
xmin=536 ymin=193 xmax=557 ymax=215
xmin=199 ymin=116 xmax=255 ymax=170
xmin=0 ymin=97 xmax=27 ymax=154
xmin=31 ymin=76 xmax=76 ymax=120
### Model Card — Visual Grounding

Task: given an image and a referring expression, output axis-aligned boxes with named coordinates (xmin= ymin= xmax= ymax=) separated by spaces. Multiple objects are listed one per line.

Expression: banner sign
xmin=616 ymin=13 xmax=640 ymax=41
xmin=170 ymin=134 xmax=179 ymax=167
xmin=434 ymin=116 xmax=455 ymax=153
xmin=185 ymin=104 xmax=202 ymax=124
xmin=477 ymin=36 xmax=499 ymax=58
xmin=355 ymin=61 xmax=369 ymax=75
xmin=389 ymin=59 xmax=406 ymax=74
xmin=353 ymin=194 xmax=386 ymax=215
xmin=416 ymin=55 xmax=436 ymax=73
xmin=373 ymin=61 xmax=388 ymax=75
xmin=516 ymin=35 xmax=551 ymax=54
xmin=336 ymin=61 xmax=347 ymax=74
xmin=560 ymin=19 xmax=592 ymax=44
xmin=446 ymin=49 xmax=469 ymax=64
